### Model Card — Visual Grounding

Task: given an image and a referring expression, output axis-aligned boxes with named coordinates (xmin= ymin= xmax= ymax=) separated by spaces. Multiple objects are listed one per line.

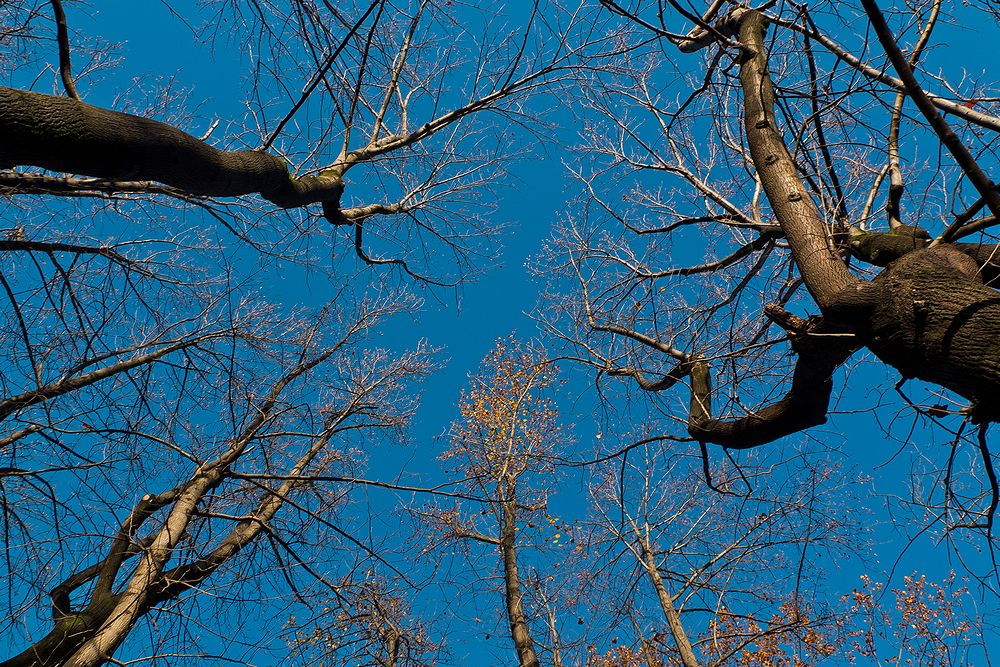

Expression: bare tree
xmin=578 ymin=444 xmax=854 ymax=666
xmin=1 ymin=0 xmax=595 ymax=283
xmin=542 ymin=0 xmax=1000 ymax=543
xmin=0 ymin=0 xmax=599 ymax=664
xmin=1 ymin=291 xmax=436 ymax=667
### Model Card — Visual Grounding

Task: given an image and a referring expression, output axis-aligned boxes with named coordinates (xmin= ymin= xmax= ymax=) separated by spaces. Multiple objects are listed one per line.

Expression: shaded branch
xmin=688 ymin=306 xmax=859 ymax=448
xmin=0 ymin=171 xmax=198 ymax=200
xmin=50 ymin=0 xmax=80 ymax=101
xmin=0 ymin=87 xmax=345 ymax=219
xmin=860 ymin=0 xmax=1000 ymax=227
xmin=771 ymin=13 xmax=1000 ymax=133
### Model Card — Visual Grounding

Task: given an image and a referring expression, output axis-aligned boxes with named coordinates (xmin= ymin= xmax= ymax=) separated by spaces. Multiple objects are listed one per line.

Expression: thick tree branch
xmin=849 ymin=226 xmax=1000 ymax=284
xmin=606 ymin=359 xmax=694 ymax=392
xmin=0 ymin=237 xmax=153 ymax=276
xmin=736 ymin=11 xmax=858 ymax=310
xmin=688 ymin=306 xmax=859 ymax=449
xmin=0 ymin=88 xmax=345 ymax=219
xmin=0 ymin=171 xmax=197 ymax=200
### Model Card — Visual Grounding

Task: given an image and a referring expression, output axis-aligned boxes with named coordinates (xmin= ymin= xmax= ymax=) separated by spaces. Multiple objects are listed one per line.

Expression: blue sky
xmin=5 ymin=0 xmax=1000 ymax=663
xmin=87 ymin=0 xmax=569 ymax=464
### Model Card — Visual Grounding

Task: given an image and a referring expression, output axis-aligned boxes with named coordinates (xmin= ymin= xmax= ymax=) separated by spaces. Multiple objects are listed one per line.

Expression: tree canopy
xmin=2 ymin=0 xmax=1000 ymax=665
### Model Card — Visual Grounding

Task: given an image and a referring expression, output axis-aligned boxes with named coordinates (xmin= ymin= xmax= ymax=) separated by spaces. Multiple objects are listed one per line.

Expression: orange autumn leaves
xmin=445 ymin=337 xmax=561 ymax=485
xmin=584 ymin=571 xmax=983 ymax=666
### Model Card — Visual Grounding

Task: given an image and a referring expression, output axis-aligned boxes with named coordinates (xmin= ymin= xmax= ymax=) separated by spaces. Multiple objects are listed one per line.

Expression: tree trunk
xmin=500 ymin=499 xmax=541 ymax=667
xmin=833 ymin=244 xmax=1000 ymax=419
xmin=1 ymin=592 xmax=118 ymax=667
xmin=639 ymin=542 xmax=700 ymax=667
xmin=727 ymin=11 xmax=1000 ymax=430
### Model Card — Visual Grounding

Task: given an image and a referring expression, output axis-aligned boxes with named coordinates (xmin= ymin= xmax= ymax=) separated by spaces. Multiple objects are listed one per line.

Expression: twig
xmin=977 ymin=423 xmax=998 ymax=571
xmin=261 ymin=0 xmax=381 ymax=150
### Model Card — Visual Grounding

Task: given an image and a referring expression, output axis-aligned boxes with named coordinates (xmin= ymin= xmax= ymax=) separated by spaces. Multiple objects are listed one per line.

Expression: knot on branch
xmin=677 ymin=6 xmax=770 ymax=53
xmin=848 ymin=225 xmax=931 ymax=266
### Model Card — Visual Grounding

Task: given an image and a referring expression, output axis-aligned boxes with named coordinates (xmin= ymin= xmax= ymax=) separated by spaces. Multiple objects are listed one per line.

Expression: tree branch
xmin=860 ymin=0 xmax=1000 ymax=228
xmin=735 ymin=10 xmax=858 ymax=310
xmin=0 ymin=87 xmax=345 ymax=219
xmin=688 ymin=306 xmax=859 ymax=448
xmin=770 ymin=11 xmax=1000 ymax=134
xmin=49 ymin=0 xmax=80 ymax=101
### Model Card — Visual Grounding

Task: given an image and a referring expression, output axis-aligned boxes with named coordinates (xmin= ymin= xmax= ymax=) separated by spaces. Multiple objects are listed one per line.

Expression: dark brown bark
xmin=833 ymin=245 xmax=1000 ymax=420
xmin=2 ymin=593 xmax=118 ymax=667
xmin=688 ymin=307 xmax=860 ymax=448
xmin=682 ymin=11 xmax=1000 ymax=448
xmin=500 ymin=498 xmax=541 ymax=667
xmin=0 ymin=87 xmax=345 ymax=216
xmin=849 ymin=226 xmax=1000 ymax=285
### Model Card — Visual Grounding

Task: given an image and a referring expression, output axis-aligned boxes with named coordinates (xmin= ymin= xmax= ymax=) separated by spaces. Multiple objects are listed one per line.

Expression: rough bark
xmin=850 ymin=226 xmax=1000 ymax=284
xmin=0 ymin=87 xmax=345 ymax=215
xmin=833 ymin=245 xmax=1000 ymax=420
xmin=735 ymin=10 xmax=1000 ymax=422
xmin=737 ymin=11 xmax=858 ymax=310
xmin=1 ymin=592 xmax=118 ymax=667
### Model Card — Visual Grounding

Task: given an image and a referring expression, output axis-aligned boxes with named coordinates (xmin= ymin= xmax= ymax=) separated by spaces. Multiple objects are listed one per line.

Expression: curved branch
xmin=885 ymin=0 xmax=941 ymax=228
xmin=49 ymin=0 xmax=80 ymax=101
xmin=688 ymin=306 xmax=859 ymax=448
